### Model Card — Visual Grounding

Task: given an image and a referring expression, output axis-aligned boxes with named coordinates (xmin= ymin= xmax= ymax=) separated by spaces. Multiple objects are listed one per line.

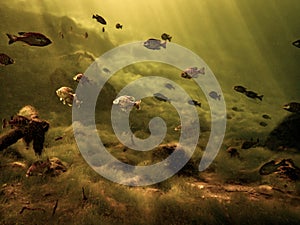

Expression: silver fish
xmin=144 ymin=38 xmax=166 ymax=50
xmin=113 ymin=95 xmax=141 ymax=112
xmin=181 ymin=67 xmax=205 ymax=79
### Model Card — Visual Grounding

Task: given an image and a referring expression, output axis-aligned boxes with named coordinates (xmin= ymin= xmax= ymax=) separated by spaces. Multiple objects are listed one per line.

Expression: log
xmin=0 ymin=129 xmax=25 ymax=151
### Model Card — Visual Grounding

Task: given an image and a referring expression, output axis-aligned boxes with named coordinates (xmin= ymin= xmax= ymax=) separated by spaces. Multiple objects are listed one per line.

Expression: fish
xmin=209 ymin=91 xmax=221 ymax=100
xmin=164 ymin=83 xmax=175 ymax=90
xmin=153 ymin=93 xmax=171 ymax=102
xmin=6 ymin=32 xmax=52 ymax=47
xmin=56 ymin=87 xmax=82 ymax=107
xmin=73 ymin=73 xmax=90 ymax=84
xmin=0 ymin=53 xmax=14 ymax=66
xmin=143 ymin=38 xmax=166 ymax=50
xmin=292 ymin=39 xmax=300 ymax=48
xmin=2 ymin=115 xmax=30 ymax=129
xmin=188 ymin=100 xmax=201 ymax=107
xmin=54 ymin=136 xmax=63 ymax=141
xmin=234 ymin=85 xmax=247 ymax=93
xmin=244 ymin=90 xmax=263 ymax=101
xmin=113 ymin=95 xmax=141 ymax=112
xmin=84 ymin=32 xmax=88 ymax=38
xmin=181 ymin=67 xmax=205 ymax=79
xmin=116 ymin=23 xmax=123 ymax=29
xmin=102 ymin=27 xmax=105 ymax=32
xmin=241 ymin=138 xmax=259 ymax=149
xmin=259 ymin=121 xmax=268 ymax=127
xmin=283 ymin=102 xmax=300 ymax=113
xmin=262 ymin=114 xmax=271 ymax=119
xmin=92 ymin=14 xmax=107 ymax=25
xmin=161 ymin=33 xmax=172 ymax=42
xmin=102 ymin=67 xmax=111 ymax=73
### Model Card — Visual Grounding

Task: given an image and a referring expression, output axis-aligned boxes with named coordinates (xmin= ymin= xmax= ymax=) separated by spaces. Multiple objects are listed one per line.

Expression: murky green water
xmin=0 ymin=0 xmax=299 ymax=142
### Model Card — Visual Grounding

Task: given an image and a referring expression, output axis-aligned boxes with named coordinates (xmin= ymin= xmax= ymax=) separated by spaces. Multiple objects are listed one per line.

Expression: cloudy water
xmin=0 ymin=0 xmax=299 ymax=142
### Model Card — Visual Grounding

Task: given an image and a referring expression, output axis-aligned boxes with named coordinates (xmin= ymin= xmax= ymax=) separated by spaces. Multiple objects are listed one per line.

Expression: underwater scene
xmin=0 ymin=0 xmax=300 ymax=224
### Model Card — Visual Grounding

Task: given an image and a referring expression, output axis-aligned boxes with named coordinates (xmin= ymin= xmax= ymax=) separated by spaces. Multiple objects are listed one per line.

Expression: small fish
xmin=283 ymin=102 xmax=300 ymax=113
xmin=143 ymin=38 xmax=166 ymax=50
xmin=153 ymin=93 xmax=171 ymax=102
xmin=188 ymin=100 xmax=201 ymax=107
xmin=0 ymin=53 xmax=14 ymax=66
xmin=164 ymin=83 xmax=175 ymax=90
xmin=102 ymin=67 xmax=111 ymax=73
xmin=231 ymin=106 xmax=243 ymax=112
xmin=54 ymin=136 xmax=63 ymax=141
xmin=84 ymin=32 xmax=88 ymax=38
xmin=209 ymin=91 xmax=221 ymax=100
xmin=116 ymin=23 xmax=123 ymax=29
xmin=113 ymin=95 xmax=141 ymax=112
xmin=73 ymin=73 xmax=90 ymax=84
xmin=2 ymin=115 xmax=30 ymax=129
xmin=92 ymin=14 xmax=107 ymax=25
xmin=241 ymin=138 xmax=259 ymax=149
xmin=102 ymin=27 xmax=105 ymax=32
xmin=181 ymin=67 xmax=205 ymax=79
xmin=161 ymin=33 xmax=172 ymax=42
xmin=292 ymin=39 xmax=300 ymax=48
xmin=244 ymin=91 xmax=263 ymax=101
xmin=259 ymin=121 xmax=268 ymax=127
xmin=174 ymin=125 xmax=181 ymax=131
xmin=262 ymin=114 xmax=271 ymax=119
xmin=6 ymin=32 xmax=52 ymax=47
xmin=234 ymin=85 xmax=247 ymax=93
xmin=56 ymin=87 xmax=82 ymax=107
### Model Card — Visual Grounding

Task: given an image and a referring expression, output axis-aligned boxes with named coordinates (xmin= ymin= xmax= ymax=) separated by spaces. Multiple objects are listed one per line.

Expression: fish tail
xmin=6 ymin=33 xmax=18 ymax=45
xmin=258 ymin=95 xmax=264 ymax=101
xmin=161 ymin=41 xmax=167 ymax=49
xmin=92 ymin=15 xmax=96 ymax=19
xmin=168 ymin=36 xmax=172 ymax=42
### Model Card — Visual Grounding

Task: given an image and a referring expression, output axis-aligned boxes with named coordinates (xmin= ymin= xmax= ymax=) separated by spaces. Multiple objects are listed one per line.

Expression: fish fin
xmin=161 ymin=41 xmax=167 ymax=48
xmin=18 ymin=32 xmax=26 ymax=35
xmin=258 ymin=95 xmax=264 ymax=101
xmin=6 ymin=33 xmax=17 ymax=45
xmin=92 ymin=15 xmax=96 ymax=19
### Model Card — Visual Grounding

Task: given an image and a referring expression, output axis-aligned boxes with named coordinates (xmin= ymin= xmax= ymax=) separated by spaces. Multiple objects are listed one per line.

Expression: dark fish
xmin=0 ymin=53 xmax=14 ymax=66
xmin=292 ymin=39 xmax=300 ymax=48
xmin=161 ymin=33 xmax=172 ymax=42
xmin=116 ymin=23 xmax=123 ymax=29
xmin=232 ymin=106 xmax=243 ymax=112
xmin=6 ymin=32 xmax=52 ymax=47
xmin=92 ymin=14 xmax=107 ymax=25
xmin=188 ymin=100 xmax=201 ymax=107
xmin=283 ymin=102 xmax=300 ymax=113
xmin=54 ymin=136 xmax=63 ymax=141
xmin=209 ymin=91 xmax=221 ymax=100
xmin=234 ymin=85 xmax=247 ymax=93
xmin=2 ymin=115 xmax=30 ymax=129
xmin=102 ymin=27 xmax=105 ymax=32
xmin=144 ymin=38 xmax=166 ymax=50
xmin=241 ymin=138 xmax=259 ymax=149
xmin=259 ymin=121 xmax=268 ymax=127
xmin=244 ymin=90 xmax=263 ymax=101
xmin=102 ymin=67 xmax=111 ymax=73
xmin=262 ymin=114 xmax=271 ymax=119
xmin=164 ymin=83 xmax=175 ymax=90
xmin=84 ymin=32 xmax=88 ymax=38
xmin=153 ymin=93 xmax=171 ymax=102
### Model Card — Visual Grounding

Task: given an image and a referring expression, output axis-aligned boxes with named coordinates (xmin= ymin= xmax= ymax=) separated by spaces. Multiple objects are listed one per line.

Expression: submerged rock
xmin=259 ymin=158 xmax=300 ymax=180
xmin=264 ymin=114 xmax=300 ymax=151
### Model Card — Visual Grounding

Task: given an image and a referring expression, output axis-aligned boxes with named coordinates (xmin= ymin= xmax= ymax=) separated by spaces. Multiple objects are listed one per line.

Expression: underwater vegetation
xmin=1 ymin=0 xmax=300 ymax=224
